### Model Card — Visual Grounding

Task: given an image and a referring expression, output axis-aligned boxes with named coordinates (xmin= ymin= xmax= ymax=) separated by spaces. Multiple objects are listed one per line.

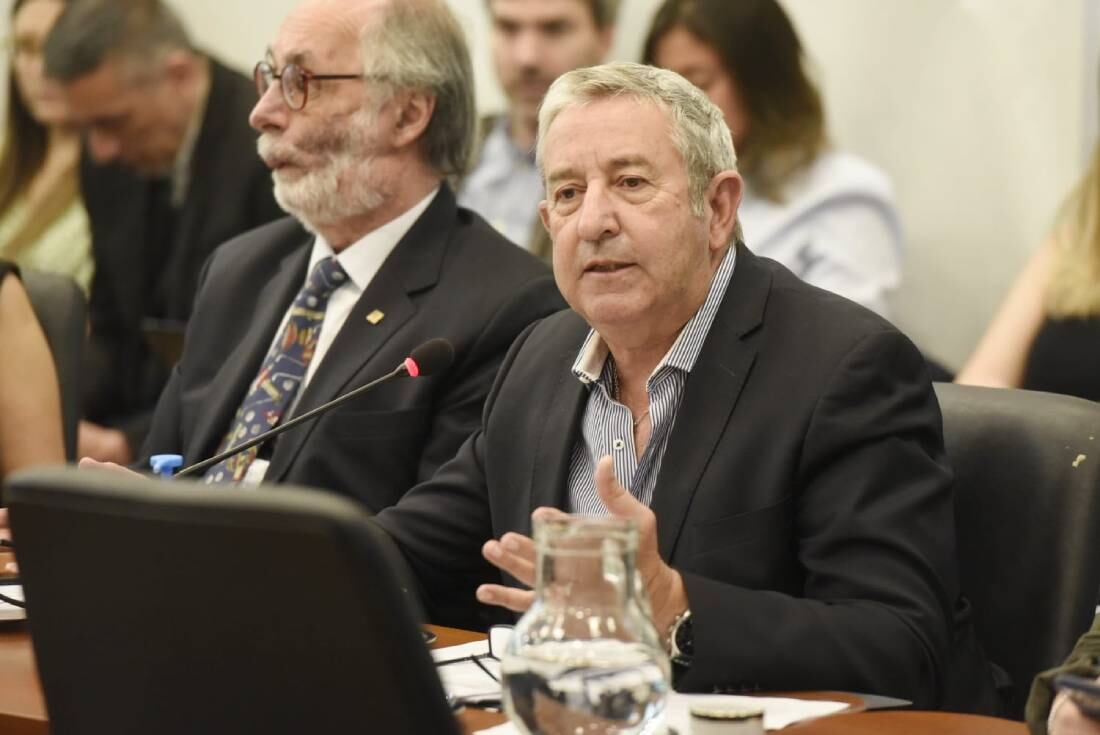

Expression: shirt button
xmin=613 ymin=439 xmax=625 ymax=451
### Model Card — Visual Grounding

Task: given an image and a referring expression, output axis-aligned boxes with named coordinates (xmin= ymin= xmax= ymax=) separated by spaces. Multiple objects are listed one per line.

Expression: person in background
xmin=0 ymin=261 xmax=65 ymax=575
xmin=644 ymin=0 xmax=902 ymax=319
xmin=1028 ymin=614 xmax=1100 ymax=734
xmin=0 ymin=262 xmax=65 ymax=479
xmin=957 ymin=139 xmax=1100 ymax=400
xmin=43 ymin=0 xmax=284 ymax=465
xmin=459 ymin=0 xmax=615 ymax=258
xmin=0 ymin=0 xmax=92 ymax=293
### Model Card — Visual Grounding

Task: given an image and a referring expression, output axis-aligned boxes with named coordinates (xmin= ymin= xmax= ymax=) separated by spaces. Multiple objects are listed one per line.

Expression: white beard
xmin=258 ymin=108 xmax=387 ymax=231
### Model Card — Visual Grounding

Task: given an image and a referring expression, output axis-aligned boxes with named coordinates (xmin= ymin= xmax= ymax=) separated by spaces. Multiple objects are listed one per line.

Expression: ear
xmin=705 ymin=171 xmax=743 ymax=252
xmin=390 ymin=89 xmax=437 ymax=150
xmin=538 ymin=198 xmax=551 ymax=233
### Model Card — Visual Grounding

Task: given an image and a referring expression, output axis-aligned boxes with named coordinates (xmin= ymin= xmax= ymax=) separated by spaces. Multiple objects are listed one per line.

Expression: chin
xmin=577 ymin=297 xmax=647 ymax=330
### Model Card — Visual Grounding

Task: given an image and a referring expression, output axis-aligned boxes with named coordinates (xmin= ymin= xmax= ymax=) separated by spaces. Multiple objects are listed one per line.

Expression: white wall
xmin=4 ymin=0 xmax=1096 ymax=367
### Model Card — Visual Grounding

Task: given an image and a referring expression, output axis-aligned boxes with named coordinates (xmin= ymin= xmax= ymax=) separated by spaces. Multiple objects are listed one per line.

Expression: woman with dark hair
xmin=644 ymin=0 xmax=902 ymax=318
xmin=0 ymin=0 xmax=91 ymax=292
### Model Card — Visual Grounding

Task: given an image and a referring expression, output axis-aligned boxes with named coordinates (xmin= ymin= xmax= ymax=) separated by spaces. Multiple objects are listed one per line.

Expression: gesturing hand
xmin=477 ymin=455 xmax=688 ymax=634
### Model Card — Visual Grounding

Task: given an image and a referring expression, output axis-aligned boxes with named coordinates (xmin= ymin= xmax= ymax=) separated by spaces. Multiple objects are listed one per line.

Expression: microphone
xmin=174 ymin=338 xmax=455 ymax=479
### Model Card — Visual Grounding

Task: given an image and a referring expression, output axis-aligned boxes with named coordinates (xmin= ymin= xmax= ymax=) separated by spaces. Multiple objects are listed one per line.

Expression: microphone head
xmin=403 ymin=338 xmax=455 ymax=378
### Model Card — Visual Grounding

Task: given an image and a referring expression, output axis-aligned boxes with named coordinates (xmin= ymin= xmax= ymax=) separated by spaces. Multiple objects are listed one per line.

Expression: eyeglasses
xmin=253 ymin=60 xmax=366 ymax=111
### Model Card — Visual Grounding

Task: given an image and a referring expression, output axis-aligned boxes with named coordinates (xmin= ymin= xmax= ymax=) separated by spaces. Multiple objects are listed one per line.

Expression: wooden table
xmin=0 ymin=621 xmax=1028 ymax=734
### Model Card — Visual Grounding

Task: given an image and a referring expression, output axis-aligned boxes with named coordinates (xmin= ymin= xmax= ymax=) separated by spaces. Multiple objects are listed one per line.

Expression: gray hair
xmin=537 ymin=61 xmax=740 ymax=237
xmin=360 ymin=0 xmax=476 ymax=179
xmin=44 ymin=0 xmax=193 ymax=82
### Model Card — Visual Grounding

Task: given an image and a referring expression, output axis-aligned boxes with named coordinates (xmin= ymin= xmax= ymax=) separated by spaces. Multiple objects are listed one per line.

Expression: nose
xmin=249 ymin=80 xmax=289 ymax=133
xmin=86 ymin=129 xmax=121 ymax=164
xmin=575 ymin=184 xmax=620 ymax=244
xmin=512 ymin=30 xmax=543 ymax=69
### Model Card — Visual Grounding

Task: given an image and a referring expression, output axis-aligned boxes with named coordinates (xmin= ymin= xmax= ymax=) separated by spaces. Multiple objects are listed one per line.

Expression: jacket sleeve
xmin=373 ymin=318 xmax=547 ymax=630
xmin=1026 ymin=615 xmax=1100 ymax=734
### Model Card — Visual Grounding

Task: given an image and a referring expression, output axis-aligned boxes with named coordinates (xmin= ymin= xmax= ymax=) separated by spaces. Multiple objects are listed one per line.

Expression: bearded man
xmin=81 ymin=0 xmax=564 ymax=510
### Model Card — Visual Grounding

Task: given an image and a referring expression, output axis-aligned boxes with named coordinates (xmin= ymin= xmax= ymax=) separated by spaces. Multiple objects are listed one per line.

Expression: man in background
xmin=44 ymin=0 xmax=283 ymax=464
xmin=459 ymin=0 xmax=615 ymax=258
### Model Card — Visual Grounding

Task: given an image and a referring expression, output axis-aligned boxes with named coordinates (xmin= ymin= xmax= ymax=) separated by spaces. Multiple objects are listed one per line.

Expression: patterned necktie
xmin=204 ymin=257 xmax=348 ymax=484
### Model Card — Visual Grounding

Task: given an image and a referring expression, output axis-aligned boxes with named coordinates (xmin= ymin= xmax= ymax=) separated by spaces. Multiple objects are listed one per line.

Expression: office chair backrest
xmin=935 ymin=383 xmax=1100 ymax=718
xmin=6 ymin=468 xmax=460 ymax=735
xmin=20 ymin=270 xmax=85 ymax=460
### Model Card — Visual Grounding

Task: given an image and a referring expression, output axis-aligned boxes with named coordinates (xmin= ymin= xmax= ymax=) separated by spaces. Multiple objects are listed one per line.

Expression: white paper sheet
xmin=474 ymin=691 xmax=849 ymax=733
xmin=433 ymin=640 xmax=502 ymax=702
xmin=0 ymin=584 xmax=25 ymax=622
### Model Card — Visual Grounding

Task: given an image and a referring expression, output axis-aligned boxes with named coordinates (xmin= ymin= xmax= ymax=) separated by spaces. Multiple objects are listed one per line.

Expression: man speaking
xmin=376 ymin=62 xmax=997 ymax=711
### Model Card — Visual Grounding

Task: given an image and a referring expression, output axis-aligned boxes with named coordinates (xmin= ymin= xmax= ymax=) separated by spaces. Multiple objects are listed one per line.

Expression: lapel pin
xmin=366 ymin=309 xmax=386 ymax=325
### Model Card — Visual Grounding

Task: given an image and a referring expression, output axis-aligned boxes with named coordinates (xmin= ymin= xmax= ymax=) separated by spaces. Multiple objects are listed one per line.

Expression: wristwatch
xmin=668 ymin=609 xmax=694 ymax=668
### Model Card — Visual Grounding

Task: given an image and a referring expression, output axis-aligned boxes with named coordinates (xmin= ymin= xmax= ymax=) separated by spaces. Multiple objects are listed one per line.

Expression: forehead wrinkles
xmin=276 ymin=0 xmax=382 ymax=68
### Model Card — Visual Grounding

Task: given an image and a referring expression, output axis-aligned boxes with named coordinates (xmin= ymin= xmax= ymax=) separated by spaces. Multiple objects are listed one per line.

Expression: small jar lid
xmin=690 ymin=706 xmax=764 ymax=722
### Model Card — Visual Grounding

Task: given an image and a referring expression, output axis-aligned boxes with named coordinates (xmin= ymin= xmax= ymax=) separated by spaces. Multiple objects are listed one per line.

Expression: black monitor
xmin=6 ymin=467 xmax=459 ymax=735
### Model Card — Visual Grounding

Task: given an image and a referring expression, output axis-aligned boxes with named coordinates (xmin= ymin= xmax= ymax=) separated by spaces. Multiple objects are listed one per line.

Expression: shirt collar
xmin=488 ymin=116 xmax=536 ymax=166
xmin=571 ymin=244 xmax=739 ymax=386
xmin=307 ymin=186 xmax=440 ymax=291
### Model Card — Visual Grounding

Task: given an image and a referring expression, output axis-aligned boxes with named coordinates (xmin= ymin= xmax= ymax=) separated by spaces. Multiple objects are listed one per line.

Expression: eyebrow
xmin=545 ymin=156 xmax=658 ymax=188
xmin=267 ymin=46 xmax=316 ymax=68
xmin=606 ymin=156 xmax=657 ymax=174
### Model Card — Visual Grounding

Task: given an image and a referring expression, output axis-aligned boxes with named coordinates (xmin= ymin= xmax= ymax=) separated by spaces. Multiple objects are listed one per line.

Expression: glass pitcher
xmin=501 ymin=516 xmax=671 ymax=734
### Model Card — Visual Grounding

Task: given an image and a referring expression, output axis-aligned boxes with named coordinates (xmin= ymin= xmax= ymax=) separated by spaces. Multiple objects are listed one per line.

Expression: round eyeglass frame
xmin=253 ymin=60 xmax=366 ymax=111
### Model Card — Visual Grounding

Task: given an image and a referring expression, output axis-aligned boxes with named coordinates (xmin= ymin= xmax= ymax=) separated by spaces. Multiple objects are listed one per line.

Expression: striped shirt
xmin=567 ymin=246 xmax=738 ymax=514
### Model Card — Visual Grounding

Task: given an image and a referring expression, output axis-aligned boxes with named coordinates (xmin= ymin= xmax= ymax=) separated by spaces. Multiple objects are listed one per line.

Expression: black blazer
xmin=81 ymin=57 xmax=284 ymax=448
xmin=141 ymin=185 xmax=565 ymax=511
xmin=376 ymin=244 xmax=993 ymax=710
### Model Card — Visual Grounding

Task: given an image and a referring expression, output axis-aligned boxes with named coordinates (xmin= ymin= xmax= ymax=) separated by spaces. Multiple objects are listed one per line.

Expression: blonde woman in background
xmin=644 ymin=0 xmax=903 ymax=319
xmin=958 ymin=142 xmax=1100 ymax=400
xmin=0 ymin=0 xmax=91 ymax=292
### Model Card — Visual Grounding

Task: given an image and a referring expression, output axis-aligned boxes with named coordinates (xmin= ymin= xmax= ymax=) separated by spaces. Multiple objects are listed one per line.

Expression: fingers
xmin=78 ymin=458 xmax=141 ymax=477
xmin=482 ymin=533 xmax=537 ymax=587
xmin=476 ymin=584 xmax=535 ymax=613
xmin=531 ymin=506 xmax=570 ymax=523
xmin=594 ymin=455 xmax=644 ymax=518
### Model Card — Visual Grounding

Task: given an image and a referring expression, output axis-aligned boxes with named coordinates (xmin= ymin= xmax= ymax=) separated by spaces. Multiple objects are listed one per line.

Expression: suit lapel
xmin=528 ymin=353 xmax=589 ymax=518
xmin=265 ymin=187 xmax=456 ymax=482
xmin=650 ymin=244 xmax=771 ymax=559
xmin=187 ymin=236 xmax=310 ymax=461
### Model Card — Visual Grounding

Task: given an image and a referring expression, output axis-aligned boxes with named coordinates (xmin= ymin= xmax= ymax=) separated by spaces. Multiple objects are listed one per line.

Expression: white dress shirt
xmin=243 ymin=186 xmax=439 ymax=484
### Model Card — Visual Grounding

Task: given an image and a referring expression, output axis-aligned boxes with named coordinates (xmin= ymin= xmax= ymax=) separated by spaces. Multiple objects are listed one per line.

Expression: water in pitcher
xmin=502 ymin=638 xmax=668 ymax=735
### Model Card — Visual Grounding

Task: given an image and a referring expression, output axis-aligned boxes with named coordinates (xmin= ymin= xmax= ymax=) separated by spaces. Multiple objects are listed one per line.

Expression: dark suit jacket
xmin=82 ymin=57 xmax=284 ymax=449
xmin=376 ymin=244 xmax=993 ymax=710
xmin=141 ymin=185 xmax=565 ymax=511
